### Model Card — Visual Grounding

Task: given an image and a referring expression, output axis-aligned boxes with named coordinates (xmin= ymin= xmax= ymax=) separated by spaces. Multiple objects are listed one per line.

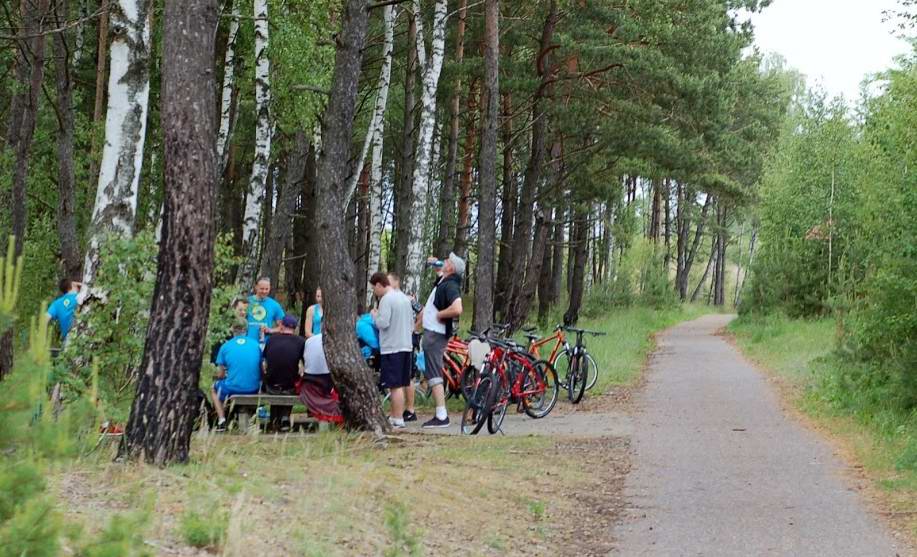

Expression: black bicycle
xmin=562 ymin=327 xmax=607 ymax=404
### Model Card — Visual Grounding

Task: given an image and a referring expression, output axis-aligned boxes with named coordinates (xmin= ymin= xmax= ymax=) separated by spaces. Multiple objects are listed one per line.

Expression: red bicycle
xmin=461 ymin=331 xmax=559 ymax=435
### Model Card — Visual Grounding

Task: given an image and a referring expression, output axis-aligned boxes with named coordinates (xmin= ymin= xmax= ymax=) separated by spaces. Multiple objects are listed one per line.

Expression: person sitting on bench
xmin=262 ymin=315 xmax=305 ymax=431
xmin=299 ymin=333 xmax=343 ymax=424
xmin=212 ymin=319 xmax=262 ymax=431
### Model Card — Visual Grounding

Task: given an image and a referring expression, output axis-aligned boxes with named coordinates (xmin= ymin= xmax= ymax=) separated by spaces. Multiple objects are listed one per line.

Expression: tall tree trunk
xmin=735 ymin=225 xmax=757 ymax=307
xmin=472 ymin=0 xmax=499 ymax=331
xmin=313 ymin=0 xmax=388 ymax=433
xmin=81 ymin=0 xmax=153 ymax=289
xmin=435 ymin=0 xmax=467 ymax=258
xmin=713 ymin=203 xmax=728 ymax=306
xmin=10 ymin=0 xmax=50 ymax=257
xmin=238 ymin=0 xmax=272 ymax=289
xmin=691 ymin=233 xmax=717 ymax=303
xmin=677 ymin=195 xmax=711 ymax=300
xmin=299 ymin=142 xmax=320 ymax=333
xmin=52 ymin=0 xmax=82 ymax=278
xmin=216 ymin=0 xmax=240 ymax=177
xmin=344 ymin=4 xmax=395 ymax=207
xmin=507 ymin=209 xmax=548 ymax=331
xmin=261 ymin=131 xmax=308 ymax=283
xmin=663 ymin=179 xmax=672 ymax=271
xmin=536 ymin=212 xmax=554 ymax=322
xmin=550 ymin=201 xmax=565 ymax=306
xmin=494 ymin=92 xmax=515 ymax=315
xmin=87 ymin=0 xmax=110 ymax=186
xmin=503 ymin=1 xmax=557 ymax=316
xmin=451 ymin=84 xmax=478 ymax=258
xmin=403 ymin=0 xmax=448 ymax=296
xmin=393 ymin=11 xmax=417 ymax=278
xmin=119 ymin=0 xmax=218 ymax=465
xmin=354 ymin=163 xmax=371 ymax=312
xmin=563 ymin=206 xmax=588 ymax=326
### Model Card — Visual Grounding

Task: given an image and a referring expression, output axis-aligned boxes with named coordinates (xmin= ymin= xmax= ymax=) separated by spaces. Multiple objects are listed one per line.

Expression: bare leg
xmin=405 ymin=382 xmax=416 ymax=413
xmin=389 ymin=387 xmax=405 ymax=421
xmin=431 ymin=383 xmax=446 ymax=409
xmin=211 ymin=386 xmax=225 ymax=421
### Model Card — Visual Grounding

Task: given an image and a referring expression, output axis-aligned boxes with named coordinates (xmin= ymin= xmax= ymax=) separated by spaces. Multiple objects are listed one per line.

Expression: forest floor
xmin=48 ymin=306 xmax=699 ymax=556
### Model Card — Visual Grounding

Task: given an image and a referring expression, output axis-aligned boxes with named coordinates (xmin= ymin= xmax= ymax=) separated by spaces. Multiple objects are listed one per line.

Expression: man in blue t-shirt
xmin=212 ymin=319 xmax=263 ymax=430
xmin=246 ymin=277 xmax=285 ymax=342
xmin=47 ymin=278 xmax=82 ymax=342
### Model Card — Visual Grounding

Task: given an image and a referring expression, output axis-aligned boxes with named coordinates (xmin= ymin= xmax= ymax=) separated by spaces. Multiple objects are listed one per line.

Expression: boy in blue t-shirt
xmin=211 ymin=320 xmax=263 ymax=430
xmin=246 ymin=278 xmax=285 ymax=341
xmin=47 ymin=278 xmax=82 ymax=341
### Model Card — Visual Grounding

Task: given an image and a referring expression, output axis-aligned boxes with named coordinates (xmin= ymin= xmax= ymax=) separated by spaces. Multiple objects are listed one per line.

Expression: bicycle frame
xmin=527 ymin=327 xmax=569 ymax=365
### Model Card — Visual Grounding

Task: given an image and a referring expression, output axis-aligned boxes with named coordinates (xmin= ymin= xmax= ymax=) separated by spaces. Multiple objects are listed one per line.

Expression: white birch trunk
xmin=404 ymin=0 xmax=448 ymax=296
xmin=364 ymin=5 xmax=396 ymax=306
xmin=345 ymin=4 xmax=396 ymax=208
xmin=73 ymin=0 xmax=87 ymax=65
xmin=216 ymin=1 xmax=240 ymax=175
xmin=238 ymin=0 xmax=272 ymax=288
xmin=80 ymin=0 xmax=152 ymax=296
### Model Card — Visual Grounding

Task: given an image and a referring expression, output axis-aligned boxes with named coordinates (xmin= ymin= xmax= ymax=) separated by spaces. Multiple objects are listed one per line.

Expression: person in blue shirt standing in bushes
xmin=212 ymin=319 xmax=263 ymax=431
xmin=47 ymin=278 xmax=81 ymax=342
xmin=247 ymin=277 xmax=285 ymax=344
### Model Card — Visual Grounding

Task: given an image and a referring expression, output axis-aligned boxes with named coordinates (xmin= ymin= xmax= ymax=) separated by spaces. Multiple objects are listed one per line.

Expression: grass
xmin=729 ymin=313 xmax=917 ymax=537
xmin=43 ymin=304 xmax=709 ymax=555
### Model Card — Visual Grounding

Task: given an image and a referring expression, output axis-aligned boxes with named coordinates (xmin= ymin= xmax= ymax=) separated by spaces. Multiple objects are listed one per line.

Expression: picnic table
xmin=226 ymin=394 xmax=330 ymax=432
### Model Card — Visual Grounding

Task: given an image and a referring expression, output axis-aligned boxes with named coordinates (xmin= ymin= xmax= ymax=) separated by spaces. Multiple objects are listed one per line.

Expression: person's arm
xmin=437 ymin=297 xmax=463 ymax=321
xmin=375 ymin=297 xmax=392 ymax=330
xmin=304 ymin=306 xmax=315 ymax=338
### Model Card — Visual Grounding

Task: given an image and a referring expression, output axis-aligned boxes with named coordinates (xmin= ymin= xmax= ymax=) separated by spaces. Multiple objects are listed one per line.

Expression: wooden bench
xmin=226 ymin=394 xmax=328 ymax=432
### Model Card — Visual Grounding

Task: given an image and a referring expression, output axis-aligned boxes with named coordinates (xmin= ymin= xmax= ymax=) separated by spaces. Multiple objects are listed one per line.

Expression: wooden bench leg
xmin=237 ymin=410 xmax=251 ymax=431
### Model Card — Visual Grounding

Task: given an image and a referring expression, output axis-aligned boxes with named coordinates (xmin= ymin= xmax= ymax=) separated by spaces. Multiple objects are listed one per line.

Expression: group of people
xmin=210 ymin=278 xmax=332 ymax=431
xmin=45 ymin=248 xmax=467 ymax=432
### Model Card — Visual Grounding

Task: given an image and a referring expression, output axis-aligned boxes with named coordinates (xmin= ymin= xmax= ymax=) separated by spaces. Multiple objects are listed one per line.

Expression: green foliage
xmin=0 ymin=254 xmax=148 ymax=557
xmin=206 ymin=233 xmax=245 ymax=362
xmin=179 ymin=509 xmax=226 ymax=549
xmin=56 ymin=232 xmax=158 ymax=420
xmin=382 ymin=501 xmax=422 ymax=557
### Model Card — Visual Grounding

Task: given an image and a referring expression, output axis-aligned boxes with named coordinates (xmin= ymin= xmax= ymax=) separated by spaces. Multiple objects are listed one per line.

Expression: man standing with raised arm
xmin=419 ymin=253 xmax=464 ymax=428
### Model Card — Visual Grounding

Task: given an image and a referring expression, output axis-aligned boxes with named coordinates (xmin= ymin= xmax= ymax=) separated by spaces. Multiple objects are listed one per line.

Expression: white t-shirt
xmin=303 ymin=334 xmax=329 ymax=375
xmin=422 ymin=288 xmax=445 ymax=334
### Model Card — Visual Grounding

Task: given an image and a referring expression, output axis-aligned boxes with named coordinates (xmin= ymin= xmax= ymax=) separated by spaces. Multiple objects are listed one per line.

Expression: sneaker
xmin=421 ymin=416 xmax=450 ymax=429
xmin=215 ymin=419 xmax=227 ymax=432
xmin=388 ymin=418 xmax=406 ymax=429
xmin=403 ymin=410 xmax=417 ymax=422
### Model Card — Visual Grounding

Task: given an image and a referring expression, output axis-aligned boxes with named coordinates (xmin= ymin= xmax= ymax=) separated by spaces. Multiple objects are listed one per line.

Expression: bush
xmin=180 ymin=509 xmax=226 ymax=549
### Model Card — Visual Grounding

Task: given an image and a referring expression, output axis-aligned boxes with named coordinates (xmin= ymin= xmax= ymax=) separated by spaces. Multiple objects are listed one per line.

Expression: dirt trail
xmin=614 ymin=314 xmax=909 ymax=557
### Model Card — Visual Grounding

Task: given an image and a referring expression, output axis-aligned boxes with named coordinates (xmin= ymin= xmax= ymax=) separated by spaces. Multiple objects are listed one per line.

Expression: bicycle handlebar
xmin=562 ymin=326 xmax=607 ymax=336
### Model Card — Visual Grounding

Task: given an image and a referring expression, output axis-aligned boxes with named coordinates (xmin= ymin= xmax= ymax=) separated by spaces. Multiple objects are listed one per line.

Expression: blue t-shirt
xmin=215 ymin=335 xmax=262 ymax=392
xmin=47 ymin=292 xmax=79 ymax=340
xmin=355 ymin=313 xmax=379 ymax=359
xmin=246 ymin=295 xmax=285 ymax=339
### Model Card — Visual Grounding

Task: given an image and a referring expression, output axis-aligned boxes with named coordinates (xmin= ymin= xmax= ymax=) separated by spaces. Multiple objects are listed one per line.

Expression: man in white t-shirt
xmin=419 ymin=252 xmax=465 ymax=428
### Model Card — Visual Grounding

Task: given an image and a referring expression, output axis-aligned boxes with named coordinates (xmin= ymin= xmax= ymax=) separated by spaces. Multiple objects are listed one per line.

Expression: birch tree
xmin=81 ymin=0 xmax=153 ymax=291
xmin=403 ymin=0 xmax=448 ymax=296
xmin=238 ymin=0 xmax=272 ymax=288
xmin=216 ymin=0 xmax=241 ymax=176
xmin=364 ymin=4 xmax=396 ymax=305
xmin=344 ymin=4 xmax=395 ymax=208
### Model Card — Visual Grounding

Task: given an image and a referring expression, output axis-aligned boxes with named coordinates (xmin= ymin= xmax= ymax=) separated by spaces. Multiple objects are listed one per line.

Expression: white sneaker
xmin=388 ymin=417 xmax=406 ymax=429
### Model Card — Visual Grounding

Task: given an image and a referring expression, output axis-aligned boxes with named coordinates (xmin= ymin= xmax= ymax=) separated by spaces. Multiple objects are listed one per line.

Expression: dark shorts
xmin=212 ymin=380 xmax=258 ymax=401
xmin=422 ymin=329 xmax=448 ymax=386
xmin=380 ymin=351 xmax=413 ymax=389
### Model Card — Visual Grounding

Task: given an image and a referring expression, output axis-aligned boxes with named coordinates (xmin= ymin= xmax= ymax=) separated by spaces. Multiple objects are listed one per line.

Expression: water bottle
xmin=256 ymin=406 xmax=268 ymax=421
xmin=426 ymin=259 xmax=444 ymax=269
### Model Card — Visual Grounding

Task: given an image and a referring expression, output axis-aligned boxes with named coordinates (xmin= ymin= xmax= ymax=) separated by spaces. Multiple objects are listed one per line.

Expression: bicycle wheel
xmin=584 ymin=352 xmax=600 ymax=391
xmin=523 ymin=360 xmax=559 ymax=419
xmin=554 ymin=350 xmax=571 ymax=391
xmin=486 ymin=370 xmax=510 ymax=434
xmin=568 ymin=356 xmax=587 ymax=404
xmin=460 ymin=365 xmax=478 ymax=401
xmin=461 ymin=373 xmax=493 ymax=435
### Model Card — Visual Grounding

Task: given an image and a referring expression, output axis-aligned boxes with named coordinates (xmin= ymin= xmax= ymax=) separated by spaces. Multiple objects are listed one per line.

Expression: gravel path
xmin=614 ymin=314 xmax=908 ymax=557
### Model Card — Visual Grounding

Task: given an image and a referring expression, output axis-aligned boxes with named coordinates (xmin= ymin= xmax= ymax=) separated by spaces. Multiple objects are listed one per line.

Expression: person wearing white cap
xmin=419 ymin=252 xmax=465 ymax=428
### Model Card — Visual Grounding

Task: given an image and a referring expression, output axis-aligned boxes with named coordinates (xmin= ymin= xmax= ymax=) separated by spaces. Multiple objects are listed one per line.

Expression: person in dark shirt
xmin=262 ymin=314 xmax=305 ymax=431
